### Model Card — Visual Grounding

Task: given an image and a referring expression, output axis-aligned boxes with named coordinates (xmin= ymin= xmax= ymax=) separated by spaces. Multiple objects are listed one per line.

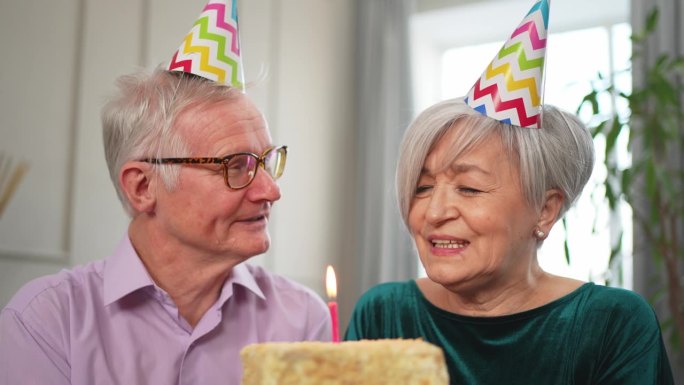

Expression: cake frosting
xmin=240 ymin=339 xmax=449 ymax=385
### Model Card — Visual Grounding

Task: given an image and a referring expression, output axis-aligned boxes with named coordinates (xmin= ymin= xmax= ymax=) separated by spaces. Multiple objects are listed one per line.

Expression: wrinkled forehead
xmin=427 ymin=115 xmax=509 ymax=174
xmin=173 ymin=96 xmax=269 ymax=156
xmin=176 ymin=94 xmax=265 ymax=135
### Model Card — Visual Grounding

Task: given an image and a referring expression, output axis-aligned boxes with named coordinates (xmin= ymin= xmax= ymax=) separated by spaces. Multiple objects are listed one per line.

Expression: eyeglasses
xmin=141 ymin=145 xmax=287 ymax=190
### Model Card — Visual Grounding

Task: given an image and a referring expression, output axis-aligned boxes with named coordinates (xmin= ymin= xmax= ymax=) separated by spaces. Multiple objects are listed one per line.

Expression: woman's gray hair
xmin=396 ymin=98 xmax=595 ymax=227
xmin=101 ymin=67 xmax=241 ymax=216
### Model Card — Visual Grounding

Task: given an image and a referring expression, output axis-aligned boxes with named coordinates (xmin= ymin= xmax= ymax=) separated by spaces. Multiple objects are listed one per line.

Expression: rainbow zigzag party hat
xmin=168 ymin=0 xmax=245 ymax=90
xmin=465 ymin=0 xmax=550 ymax=128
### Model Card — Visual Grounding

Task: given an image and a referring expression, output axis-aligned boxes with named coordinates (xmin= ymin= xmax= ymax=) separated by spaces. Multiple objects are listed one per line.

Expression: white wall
xmin=0 ymin=0 xmax=357 ymax=325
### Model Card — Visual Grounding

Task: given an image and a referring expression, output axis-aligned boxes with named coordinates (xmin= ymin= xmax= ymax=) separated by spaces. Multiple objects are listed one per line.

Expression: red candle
xmin=326 ymin=265 xmax=340 ymax=342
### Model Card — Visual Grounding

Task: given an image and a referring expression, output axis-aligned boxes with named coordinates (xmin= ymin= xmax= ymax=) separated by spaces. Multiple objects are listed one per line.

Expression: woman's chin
xmin=423 ymin=266 xmax=461 ymax=287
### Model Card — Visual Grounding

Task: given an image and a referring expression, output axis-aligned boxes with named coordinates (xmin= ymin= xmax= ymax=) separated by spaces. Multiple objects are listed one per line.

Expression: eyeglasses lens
xmin=225 ymin=155 xmax=258 ymax=188
xmin=223 ymin=147 xmax=287 ymax=189
xmin=264 ymin=147 xmax=286 ymax=180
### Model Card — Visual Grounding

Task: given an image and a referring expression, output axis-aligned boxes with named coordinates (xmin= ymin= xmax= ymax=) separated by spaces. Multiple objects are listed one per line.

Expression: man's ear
xmin=120 ymin=161 xmax=156 ymax=214
xmin=537 ymin=188 xmax=564 ymax=235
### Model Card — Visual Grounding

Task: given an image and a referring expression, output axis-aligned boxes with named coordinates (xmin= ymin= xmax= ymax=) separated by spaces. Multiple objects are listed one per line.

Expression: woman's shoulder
xmin=572 ymin=285 xmax=673 ymax=383
xmin=577 ymin=283 xmax=659 ymax=326
xmin=583 ymin=284 xmax=653 ymax=310
xmin=351 ymin=280 xmax=422 ymax=316
xmin=346 ymin=281 xmax=424 ymax=340
xmin=357 ymin=280 xmax=418 ymax=303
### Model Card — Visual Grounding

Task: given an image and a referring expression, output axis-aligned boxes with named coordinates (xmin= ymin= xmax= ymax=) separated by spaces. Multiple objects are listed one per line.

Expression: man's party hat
xmin=168 ymin=0 xmax=245 ymax=90
xmin=464 ymin=0 xmax=550 ymax=128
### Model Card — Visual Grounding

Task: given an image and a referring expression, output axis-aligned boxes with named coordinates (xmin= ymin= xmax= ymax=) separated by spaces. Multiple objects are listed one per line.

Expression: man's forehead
xmin=174 ymin=100 xmax=270 ymax=154
xmin=176 ymin=97 xmax=264 ymax=133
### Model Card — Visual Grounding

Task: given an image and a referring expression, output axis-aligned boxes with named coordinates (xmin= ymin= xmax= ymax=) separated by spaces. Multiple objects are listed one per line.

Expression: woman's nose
xmin=425 ymin=186 xmax=458 ymax=225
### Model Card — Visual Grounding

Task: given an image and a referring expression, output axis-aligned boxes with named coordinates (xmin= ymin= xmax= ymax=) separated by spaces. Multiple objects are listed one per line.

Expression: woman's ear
xmin=119 ymin=162 xmax=156 ymax=214
xmin=537 ymin=189 xmax=564 ymax=236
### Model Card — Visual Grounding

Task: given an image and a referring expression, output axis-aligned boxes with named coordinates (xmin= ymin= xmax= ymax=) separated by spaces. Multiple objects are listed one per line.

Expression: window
xmin=411 ymin=0 xmax=631 ymax=287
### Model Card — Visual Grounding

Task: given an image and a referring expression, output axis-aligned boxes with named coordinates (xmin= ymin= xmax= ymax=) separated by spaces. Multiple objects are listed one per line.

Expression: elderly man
xmin=0 ymin=68 xmax=331 ymax=384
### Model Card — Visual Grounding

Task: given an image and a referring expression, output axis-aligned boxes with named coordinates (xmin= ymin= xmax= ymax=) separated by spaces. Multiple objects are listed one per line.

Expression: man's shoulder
xmin=4 ymin=260 xmax=105 ymax=315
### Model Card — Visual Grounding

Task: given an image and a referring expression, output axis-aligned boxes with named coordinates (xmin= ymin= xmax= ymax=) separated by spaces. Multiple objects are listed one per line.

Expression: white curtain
xmin=353 ymin=0 xmax=417 ymax=300
xmin=631 ymin=0 xmax=684 ymax=376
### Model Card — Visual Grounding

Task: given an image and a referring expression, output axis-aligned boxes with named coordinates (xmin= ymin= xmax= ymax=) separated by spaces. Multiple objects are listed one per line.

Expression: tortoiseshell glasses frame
xmin=141 ymin=145 xmax=287 ymax=190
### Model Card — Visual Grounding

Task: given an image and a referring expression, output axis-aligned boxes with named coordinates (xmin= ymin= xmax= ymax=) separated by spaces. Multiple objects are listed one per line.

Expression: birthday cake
xmin=240 ymin=339 xmax=449 ymax=385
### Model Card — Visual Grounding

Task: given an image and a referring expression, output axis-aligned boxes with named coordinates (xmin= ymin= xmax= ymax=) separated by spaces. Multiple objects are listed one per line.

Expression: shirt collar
xmin=103 ymin=235 xmax=266 ymax=306
xmin=217 ymin=263 xmax=266 ymax=307
xmin=103 ymin=235 xmax=155 ymax=306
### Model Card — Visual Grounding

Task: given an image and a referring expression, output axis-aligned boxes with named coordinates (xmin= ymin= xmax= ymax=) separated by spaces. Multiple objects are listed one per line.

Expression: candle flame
xmin=326 ymin=265 xmax=337 ymax=299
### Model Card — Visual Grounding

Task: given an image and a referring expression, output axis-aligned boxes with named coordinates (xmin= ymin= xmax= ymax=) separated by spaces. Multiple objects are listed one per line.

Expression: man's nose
xmin=246 ymin=166 xmax=282 ymax=202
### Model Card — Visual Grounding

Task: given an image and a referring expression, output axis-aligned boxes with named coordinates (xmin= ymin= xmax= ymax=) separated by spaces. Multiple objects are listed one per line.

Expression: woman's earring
xmin=534 ymin=229 xmax=545 ymax=239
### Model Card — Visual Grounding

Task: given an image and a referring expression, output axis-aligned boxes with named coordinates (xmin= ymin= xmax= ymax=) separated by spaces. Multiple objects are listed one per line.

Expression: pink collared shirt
xmin=0 ymin=236 xmax=331 ymax=385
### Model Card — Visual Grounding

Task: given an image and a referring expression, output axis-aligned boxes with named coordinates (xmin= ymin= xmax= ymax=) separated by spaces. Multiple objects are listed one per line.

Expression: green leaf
xmin=590 ymin=120 xmax=607 ymax=138
xmin=645 ymin=161 xmax=658 ymax=206
xmin=649 ymin=67 xmax=679 ymax=105
xmin=645 ymin=7 xmax=659 ymax=34
xmin=672 ymin=58 xmax=684 ymax=71
xmin=579 ymin=90 xmax=600 ymax=115
xmin=632 ymin=7 xmax=659 ymax=43
xmin=605 ymin=182 xmax=617 ymax=210
xmin=608 ymin=232 xmax=623 ymax=266
xmin=620 ymin=168 xmax=632 ymax=199
xmin=657 ymin=167 xmax=676 ymax=201
xmin=670 ymin=331 xmax=681 ymax=351
xmin=605 ymin=118 xmax=622 ymax=156
xmin=648 ymin=284 xmax=666 ymax=304
xmin=652 ymin=248 xmax=664 ymax=263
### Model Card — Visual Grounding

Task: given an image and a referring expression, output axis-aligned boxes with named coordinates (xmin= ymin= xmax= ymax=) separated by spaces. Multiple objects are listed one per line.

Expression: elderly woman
xmin=344 ymin=99 xmax=674 ymax=384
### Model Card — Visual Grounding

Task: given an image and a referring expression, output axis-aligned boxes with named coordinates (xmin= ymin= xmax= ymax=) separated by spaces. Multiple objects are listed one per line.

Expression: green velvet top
xmin=345 ymin=281 xmax=674 ymax=385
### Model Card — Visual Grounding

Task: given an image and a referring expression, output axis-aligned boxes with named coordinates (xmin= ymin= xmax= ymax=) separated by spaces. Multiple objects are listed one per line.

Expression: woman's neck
xmin=417 ymin=268 xmax=583 ymax=317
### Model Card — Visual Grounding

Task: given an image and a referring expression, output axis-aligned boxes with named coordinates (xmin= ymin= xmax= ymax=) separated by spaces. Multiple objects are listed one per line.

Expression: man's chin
xmin=242 ymin=239 xmax=271 ymax=259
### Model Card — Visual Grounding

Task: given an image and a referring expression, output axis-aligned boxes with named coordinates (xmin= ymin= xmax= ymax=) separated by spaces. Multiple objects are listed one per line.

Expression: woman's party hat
xmin=168 ymin=0 xmax=245 ymax=90
xmin=464 ymin=0 xmax=550 ymax=128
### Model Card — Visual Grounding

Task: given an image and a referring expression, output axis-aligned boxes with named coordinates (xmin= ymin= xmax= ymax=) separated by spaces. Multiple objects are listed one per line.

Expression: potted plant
xmin=578 ymin=7 xmax=684 ymax=350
